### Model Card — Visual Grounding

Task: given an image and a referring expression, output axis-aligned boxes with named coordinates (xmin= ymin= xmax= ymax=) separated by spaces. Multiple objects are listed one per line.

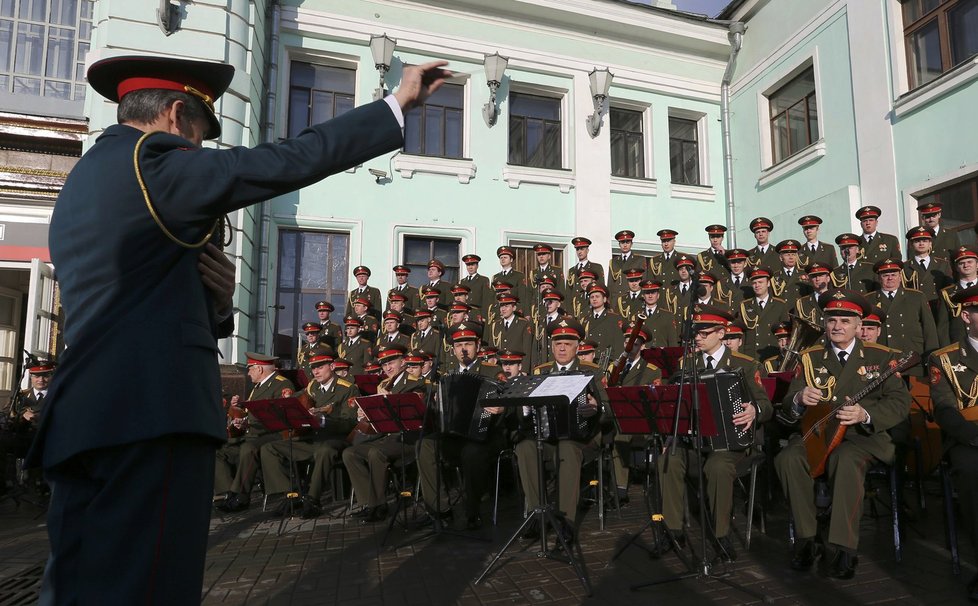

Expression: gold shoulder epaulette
xmin=730 ymin=350 xmax=755 ymax=362
xmin=275 ymin=375 xmax=287 ymax=381
xmin=799 ymin=344 xmax=822 ymax=355
xmin=607 ymin=363 xmax=616 ymax=373
xmin=904 ymin=287 xmax=924 ymax=294
xmin=580 ymin=360 xmax=599 ymax=369
xmin=772 ymin=296 xmax=787 ymax=304
xmin=933 ymin=343 xmax=958 ymax=356
xmin=646 ymin=362 xmax=660 ymax=371
xmin=863 ymin=342 xmax=900 ymax=353
xmin=337 ymin=378 xmax=353 ymax=388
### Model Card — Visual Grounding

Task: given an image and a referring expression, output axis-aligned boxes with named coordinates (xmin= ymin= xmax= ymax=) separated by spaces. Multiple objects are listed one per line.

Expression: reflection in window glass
xmin=404 ymin=82 xmax=464 ymax=158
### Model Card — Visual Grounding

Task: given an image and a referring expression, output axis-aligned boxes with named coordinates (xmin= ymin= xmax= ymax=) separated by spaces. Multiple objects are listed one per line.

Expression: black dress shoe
xmin=218 ymin=494 xmax=250 ymax=513
xmin=714 ymin=535 xmax=737 ymax=562
xmin=790 ymin=538 xmax=821 ymax=571
xmin=821 ymin=547 xmax=857 ymax=580
xmin=466 ymin=515 xmax=482 ymax=531
xmin=367 ymin=503 xmax=389 ymax=522
xmin=521 ymin=518 xmax=541 ymax=541
xmin=352 ymin=506 xmax=373 ymax=518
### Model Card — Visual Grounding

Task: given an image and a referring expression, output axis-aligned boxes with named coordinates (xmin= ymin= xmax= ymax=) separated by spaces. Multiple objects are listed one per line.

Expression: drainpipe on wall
xmin=255 ymin=0 xmax=280 ymax=355
xmin=720 ymin=21 xmax=745 ymax=248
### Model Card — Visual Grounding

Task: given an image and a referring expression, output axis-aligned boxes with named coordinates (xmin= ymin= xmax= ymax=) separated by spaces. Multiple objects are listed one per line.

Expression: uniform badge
xmin=953 ymin=363 xmax=967 ymax=373
xmin=281 ymin=388 xmax=294 ymax=398
xmin=857 ymin=366 xmax=866 ymax=376
xmin=880 ymin=244 xmax=888 ymax=252
xmin=931 ymin=365 xmax=942 ymax=385
xmin=816 ymin=366 xmax=828 ymax=374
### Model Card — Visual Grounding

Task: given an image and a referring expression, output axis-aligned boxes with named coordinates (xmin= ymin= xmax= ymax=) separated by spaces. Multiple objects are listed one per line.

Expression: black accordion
xmin=700 ymin=369 xmax=754 ymax=452
xmin=482 ymin=373 xmax=597 ymax=443
xmin=439 ymin=372 xmax=501 ymax=442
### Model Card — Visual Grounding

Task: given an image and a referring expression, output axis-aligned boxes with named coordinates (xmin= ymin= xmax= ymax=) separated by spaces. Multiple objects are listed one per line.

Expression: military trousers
xmin=342 ymin=435 xmax=410 ymax=508
xmin=514 ymin=437 xmax=595 ymax=519
xmin=658 ymin=444 xmax=747 ymax=538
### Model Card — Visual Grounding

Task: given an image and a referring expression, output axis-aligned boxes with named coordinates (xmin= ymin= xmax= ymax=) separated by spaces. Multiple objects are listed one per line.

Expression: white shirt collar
xmin=319 ymin=378 xmax=335 ymax=392
xmin=702 ymin=344 xmax=726 ymax=367
xmin=830 ymin=340 xmax=856 ymax=358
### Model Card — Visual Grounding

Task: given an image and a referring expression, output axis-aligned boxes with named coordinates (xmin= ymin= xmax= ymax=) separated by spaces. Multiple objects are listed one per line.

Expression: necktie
xmin=579 ymin=263 xmax=584 ymax=271
xmin=705 ymin=356 xmax=715 ymax=370
xmin=866 ymin=234 xmax=873 ymax=243
xmin=759 ymin=300 xmax=765 ymax=309
xmin=810 ymin=244 xmax=817 ymax=252
xmin=838 ymin=350 xmax=848 ymax=366
xmin=887 ymin=291 xmax=894 ymax=300
xmin=734 ymin=277 xmax=741 ymax=287
xmin=786 ymin=270 xmax=792 ymax=277
xmin=918 ymin=258 xmax=927 ymax=269
xmin=968 ymin=282 xmax=975 ymax=289
xmin=594 ymin=313 xmax=600 ymax=319
xmin=36 ymin=392 xmax=44 ymax=405
xmin=505 ymin=321 xmax=511 ymax=330
xmin=681 ymin=285 xmax=688 ymax=295
xmin=848 ymin=265 xmax=855 ymax=271
xmin=631 ymin=293 xmax=637 ymax=299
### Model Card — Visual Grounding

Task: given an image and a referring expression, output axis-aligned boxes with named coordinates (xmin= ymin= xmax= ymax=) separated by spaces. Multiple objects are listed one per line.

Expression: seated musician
xmin=341 ymin=344 xmax=426 ymax=523
xmin=217 ymin=353 xmax=294 ymax=513
xmin=259 ymin=347 xmax=359 ymax=519
xmin=761 ymin=321 xmax=792 ymax=374
xmin=609 ymin=322 xmax=663 ymax=503
xmin=775 ymin=290 xmax=910 ymax=579
xmin=418 ymin=322 xmax=506 ymax=530
xmin=513 ymin=316 xmax=607 ymax=544
xmin=1 ymin=360 xmax=54 ymax=494
xmin=658 ymin=304 xmax=771 ymax=562
xmin=928 ymin=285 xmax=978 ymax=602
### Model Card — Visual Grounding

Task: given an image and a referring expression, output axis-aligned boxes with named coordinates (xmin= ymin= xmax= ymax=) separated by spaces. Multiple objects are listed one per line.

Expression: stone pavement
xmin=0 ymin=473 xmax=974 ymax=605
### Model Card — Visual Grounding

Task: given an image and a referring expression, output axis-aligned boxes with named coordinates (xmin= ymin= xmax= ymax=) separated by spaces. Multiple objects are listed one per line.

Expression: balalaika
xmin=699 ymin=369 xmax=754 ymax=452
xmin=481 ymin=372 xmax=598 ymax=442
xmin=439 ymin=372 xmax=501 ymax=442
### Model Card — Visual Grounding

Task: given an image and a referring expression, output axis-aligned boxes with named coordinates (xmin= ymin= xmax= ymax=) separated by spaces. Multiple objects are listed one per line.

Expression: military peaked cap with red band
xmin=690 ymin=304 xmax=733 ymax=328
xmin=749 ymin=217 xmax=773 ymax=232
xmin=798 ymin=215 xmax=823 ymax=227
xmin=776 ymin=239 xmax=801 ymax=253
xmin=388 ymin=292 xmax=408 ymax=303
xmin=496 ymin=294 xmax=519 ymax=305
xmin=451 ymin=284 xmax=471 ymax=295
xmin=302 ymin=322 xmax=322 ymax=333
xmin=392 ymin=265 xmax=411 ymax=275
xmin=699 ymin=271 xmax=718 ymax=284
xmin=625 ymin=268 xmax=644 ymax=280
xmin=498 ymin=349 xmax=526 ymax=363
xmin=873 ymin=258 xmax=904 ymax=274
xmin=835 ymin=233 xmax=861 ymax=248
xmin=533 ymin=244 xmax=554 ymax=254
xmin=725 ymin=248 xmax=749 ymax=261
xmin=548 ymin=317 xmax=585 ymax=340
xmin=449 ymin=303 xmax=471 ymax=314
xmin=951 ymin=285 xmax=978 ymax=307
xmin=332 ymin=357 xmax=352 ymax=370
xmin=353 ymin=266 xmax=371 ymax=277
xmin=640 ymin=279 xmax=662 ymax=292
xmin=578 ymin=270 xmax=597 ymax=281
xmin=953 ymin=246 xmax=978 ymax=262
xmin=806 ymin=262 xmax=831 ymax=276
xmin=308 ymin=349 xmax=335 ymax=366
xmin=461 ymin=254 xmax=482 ymax=264
xmin=674 ymin=254 xmax=695 ymax=269
xmin=449 ymin=322 xmax=482 ymax=343
xmin=343 ymin=316 xmax=363 ymax=327
xmin=577 ymin=339 xmax=599 ymax=354
xmin=615 ymin=230 xmax=635 ymax=241
xmin=748 ymin=266 xmax=773 ymax=280
xmin=906 ymin=226 xmax=934 ymax=241
xmin=862 ymin=309 xmax=886 ymax=326
xmin=543 ymin=291 xmax=565 ymax=302
xmin=414 ymin=309 xmax=434 ymax=319
xmin=621 ymin=321 xmax=651 ymax=342
xmin=538 ymin=276 xmax=555 ymax=286
xmin=855 ymin=205 xmax=882 ymax=220
xmin=28 ymin=360 xmax=56 ymax=374
xmin=496 ymin=246 xmax=516 ymax=258
xmin=724 ymin=320 xmax=746 ymax=336
xmin=492 ymin=280 xmax=513 ymax=291
xmin=705 ymin=224 xmax=727 ymax=236
xmin=571 ymin=237 xmax=592 ymax=248
xmin=245 ymin=352 xmax=277 ymax=366
xmin=917 ymin=201 xmax=942 ymax=215
xmin=427 ymin=259 xmax=445 ymax=272
xmin=588 ymin=283 xmax=609 ymax=296
xmin=404 ymin=350 xmax=425 ymax=364
xmin=364 ymin=361 xmax=382 ymax=373
xmin=376 ymin=344 xmax=407 ymax=362
xmin=383 ymin=311 xmax=402 ymax=322
xmin=657 ymin=229 xmax=678 ymax=240
xmin=87 ymin=55 xmax=234 ymax=140
xmin=819 ymin=289 xmax=871 ymax=316
xmin=771 ymin=321 xmax=791 ymax=337
xmin=479 ymin=347 xmax=498 ymax=361
xmin=315 ymin=300 xmax=334 ymax=312
xmin=352 ymin=296 xmax=371 ymax=307
xmin=423 ymin=288 xmax=442 ymax=297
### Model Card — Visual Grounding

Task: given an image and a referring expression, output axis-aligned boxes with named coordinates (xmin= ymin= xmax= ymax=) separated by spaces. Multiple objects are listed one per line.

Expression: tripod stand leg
xmin=544 ymin=510 xmax=592 ymax=596
xmin=473 ymin=512 xmax=540 ymax=585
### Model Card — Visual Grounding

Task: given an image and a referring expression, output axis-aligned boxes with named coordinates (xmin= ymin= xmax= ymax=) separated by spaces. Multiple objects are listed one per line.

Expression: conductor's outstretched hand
xmin=394 ymin=61 xmax=452 ymax=112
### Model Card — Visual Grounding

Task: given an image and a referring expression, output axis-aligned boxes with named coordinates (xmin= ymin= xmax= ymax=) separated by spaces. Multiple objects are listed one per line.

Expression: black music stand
xmin=246 ymin=397 xmax=320 ymax=534
xmin=473 ymin=374 xmax=594 ymax=597
xmin=354 ymin=374 xmax=382 ymax=396
xmin=352 ymin=393 xmax=426 ymax=545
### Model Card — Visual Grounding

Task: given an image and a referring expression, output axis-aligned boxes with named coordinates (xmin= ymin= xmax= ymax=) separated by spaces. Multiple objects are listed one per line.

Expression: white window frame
xmin=755 ymin=49 xmax=826 ymax=184
xmin=667 ymin=107 xmax=712 ymax=198
xmin=502 ymin=81 xmax=575 ymax=193
xmin=608 ymin=98 xmax=656 ymax=195
xmin=279 ymin=47 xmax=362 ymax=143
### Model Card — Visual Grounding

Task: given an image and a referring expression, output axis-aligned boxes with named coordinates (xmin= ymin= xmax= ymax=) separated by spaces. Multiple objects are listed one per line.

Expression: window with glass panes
xmin=403 ymin=237 xmax=460 ymax=286
xmin=0 ymin=0 xmax=92 ymax=101
xmin=916 ymin=176 xmax=978 ymax=246
xmin=508 ymin=92 xmax=562 ymax=169
xmin=512 ymin=245 xmax=564 ymax=279
xmin=404 ymin=82 xmax=463 ymax=158
xmin=274 ymin=230 xmax=350 ymax=364
xmin=902 ymin=0 xmax=978 ymax=90
xmin=668 ymin=117 xmax=700 ymax=185
xmin=610 ymin=108 xmax=645 ymax=179
xmin=768 ymin=66 xmax=818 ymax=164
xmin=287 ymin=62 xmax=355 ymax=138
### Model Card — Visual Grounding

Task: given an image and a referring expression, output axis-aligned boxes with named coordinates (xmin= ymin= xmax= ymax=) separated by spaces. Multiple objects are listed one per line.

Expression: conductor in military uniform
xmin=658 ymin=305 xmax=771 ymax=561
xmin=928 ymin=285 xmax=978 ymax=602
xmin=776 ymin=290 xmax=910 ymax=579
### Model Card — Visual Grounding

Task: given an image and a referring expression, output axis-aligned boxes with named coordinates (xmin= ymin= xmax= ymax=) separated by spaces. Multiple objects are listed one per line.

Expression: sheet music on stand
xmin=480 ymin=374 xmax=593 ymax=440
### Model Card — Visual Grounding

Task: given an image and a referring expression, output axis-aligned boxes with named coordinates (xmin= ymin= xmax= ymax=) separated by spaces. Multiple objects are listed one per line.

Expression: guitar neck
xmin=844 ymin=354 xmax=917 ymax=406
